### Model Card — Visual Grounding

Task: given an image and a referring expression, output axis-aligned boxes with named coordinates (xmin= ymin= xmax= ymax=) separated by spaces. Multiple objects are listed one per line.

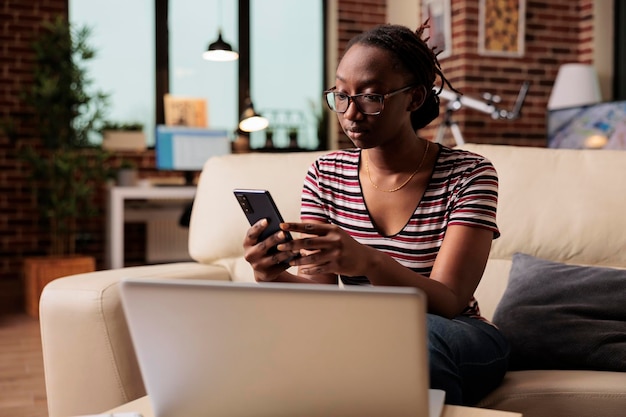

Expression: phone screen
xmin=233 ymin=189 xmax=294 ymax=251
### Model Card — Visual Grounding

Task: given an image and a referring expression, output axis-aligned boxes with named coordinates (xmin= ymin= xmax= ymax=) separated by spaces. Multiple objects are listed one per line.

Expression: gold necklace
xmin=364 ymin=140 xmax=430 ymax=193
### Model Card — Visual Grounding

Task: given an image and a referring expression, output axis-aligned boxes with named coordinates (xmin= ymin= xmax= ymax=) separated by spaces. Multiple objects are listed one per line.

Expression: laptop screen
xmin=121 ymin=279 xmax=436 ymax=417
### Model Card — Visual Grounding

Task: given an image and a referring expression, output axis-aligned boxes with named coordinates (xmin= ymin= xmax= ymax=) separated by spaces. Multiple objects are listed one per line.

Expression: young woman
xmin=242 ymin=23 xmax=509 ymax=406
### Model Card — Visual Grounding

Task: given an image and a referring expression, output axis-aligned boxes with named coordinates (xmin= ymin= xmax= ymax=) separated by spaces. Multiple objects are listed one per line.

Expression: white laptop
xmin=120 ymin=278 xmax=445 ymax=417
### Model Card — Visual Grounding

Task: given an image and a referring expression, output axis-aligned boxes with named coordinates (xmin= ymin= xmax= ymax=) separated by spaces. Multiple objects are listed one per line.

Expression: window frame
xmin=156 ymin=0 xmax=329 ymax=150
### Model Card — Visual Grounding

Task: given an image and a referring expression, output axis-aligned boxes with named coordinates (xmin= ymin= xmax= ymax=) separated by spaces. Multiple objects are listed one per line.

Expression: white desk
xmin=106 ymin=186 xmax=197 ymax=269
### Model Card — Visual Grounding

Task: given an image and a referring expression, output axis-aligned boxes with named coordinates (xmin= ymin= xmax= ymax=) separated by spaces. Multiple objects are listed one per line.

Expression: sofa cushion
xmin=492 ymin=252 xmax=626 ymax=371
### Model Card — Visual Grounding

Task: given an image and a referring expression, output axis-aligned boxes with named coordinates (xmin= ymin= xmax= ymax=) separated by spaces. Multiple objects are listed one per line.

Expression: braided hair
xmin=345 ymin=22 xmax=456 ymax=130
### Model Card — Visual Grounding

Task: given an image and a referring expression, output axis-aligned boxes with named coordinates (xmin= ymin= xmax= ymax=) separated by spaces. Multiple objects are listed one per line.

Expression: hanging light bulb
xmin=202 ymin=28 xmax=239 ymax=62
xmin=202 ymin=0 xmax=238 ymax=62
xmin=238 ymin=98 xmax=268 ymax=132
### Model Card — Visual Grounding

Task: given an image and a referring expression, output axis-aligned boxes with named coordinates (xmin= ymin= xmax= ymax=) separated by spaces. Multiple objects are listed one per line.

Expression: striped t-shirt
xmin=300 ymin=144 xmax=499 ymax=319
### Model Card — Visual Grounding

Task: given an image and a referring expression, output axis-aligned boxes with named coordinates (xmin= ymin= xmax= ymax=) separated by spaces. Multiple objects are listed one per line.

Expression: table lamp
xmin=547 ymin=63 xmax=602 ymax=110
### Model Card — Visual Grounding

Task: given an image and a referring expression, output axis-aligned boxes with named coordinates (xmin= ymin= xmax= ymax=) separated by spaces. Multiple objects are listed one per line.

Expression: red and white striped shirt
xmin=300 ymin=144 xmax=499 ymax=319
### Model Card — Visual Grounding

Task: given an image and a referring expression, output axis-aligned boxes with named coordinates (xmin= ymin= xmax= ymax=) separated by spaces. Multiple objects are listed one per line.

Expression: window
xmin=70 ymin=0 xmax=324 ymax=149
xmin=169 ymin=0 xmax=239 ymax=132
xmin=615 ymin=1 xmax=626 ymax=99
xmin=69 ymin=0 xmax=156 ymax=145
xmin=249 ymin=0 xmax=324 ymax=149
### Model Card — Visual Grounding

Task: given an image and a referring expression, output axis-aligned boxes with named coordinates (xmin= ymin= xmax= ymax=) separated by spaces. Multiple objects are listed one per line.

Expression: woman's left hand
xmin=277 ymin=222 xmax=374 ymax=277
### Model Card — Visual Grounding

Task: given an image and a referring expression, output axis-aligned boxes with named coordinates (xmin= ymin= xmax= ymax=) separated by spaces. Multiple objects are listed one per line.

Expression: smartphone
xmin=233 ymin=189 xmax=295 ymax=257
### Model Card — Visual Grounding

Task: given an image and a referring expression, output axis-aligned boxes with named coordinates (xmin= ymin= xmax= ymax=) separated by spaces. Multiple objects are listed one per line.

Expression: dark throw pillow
xmin=492 ymin=253 xmax=626 ymax=372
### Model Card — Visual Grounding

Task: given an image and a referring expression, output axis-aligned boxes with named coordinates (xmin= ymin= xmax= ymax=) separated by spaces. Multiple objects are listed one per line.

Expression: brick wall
xmin=336 ymin=0 xmax=387 ymax=52
xmin=0 ymin=1 xmax=162 ymax=313
xmin=0 ymin=0 xmax=68 ymax=313
xmin=430 ymin=0 xmax=595 ymax=148
xmin=0 ymin=0 xmax=600 ymax=313
xmin=334 ymin=0 xmax=595 ymax=148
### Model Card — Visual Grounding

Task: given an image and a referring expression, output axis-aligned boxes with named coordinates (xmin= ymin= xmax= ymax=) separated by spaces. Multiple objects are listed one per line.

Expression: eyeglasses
xmin=323 ymin=85 xmax=416 ymax=116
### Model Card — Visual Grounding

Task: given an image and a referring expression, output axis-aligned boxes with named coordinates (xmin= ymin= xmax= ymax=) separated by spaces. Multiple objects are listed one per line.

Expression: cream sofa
xmin=40 ymin=144 xmax=626 ymax=417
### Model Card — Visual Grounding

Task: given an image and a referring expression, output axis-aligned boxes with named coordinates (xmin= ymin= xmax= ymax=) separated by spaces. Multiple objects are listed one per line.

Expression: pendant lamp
xmin=202 ymin=0 xmax=238 ymax=62
xmin=238 ymin=98 xmax=268 ymax=132
xmin=202 ymin=29 xmax=239 ymax=62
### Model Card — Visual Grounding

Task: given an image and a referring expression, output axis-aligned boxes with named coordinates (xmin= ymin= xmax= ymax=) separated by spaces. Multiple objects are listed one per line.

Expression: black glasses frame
xmin=323 ymin=85 xmax=416 ymax=116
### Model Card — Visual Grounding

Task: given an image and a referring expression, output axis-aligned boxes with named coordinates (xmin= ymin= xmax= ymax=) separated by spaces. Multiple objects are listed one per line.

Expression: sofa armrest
xmin=40 ymin=261 xmax=231 ymax=417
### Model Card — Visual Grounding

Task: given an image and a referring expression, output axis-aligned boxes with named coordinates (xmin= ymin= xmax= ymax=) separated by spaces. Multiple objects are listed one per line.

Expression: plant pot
xmin=117 ymin=168 xmax=138 ymax=186
xmin=102 ymin=130 xmax=147 ymax=151
xmin=23 ymin=255 xmax=96 ymax=318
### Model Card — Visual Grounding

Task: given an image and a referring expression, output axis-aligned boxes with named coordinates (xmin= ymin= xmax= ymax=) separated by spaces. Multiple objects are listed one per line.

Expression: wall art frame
xmin=478 ymin=0 xmax=526 ymax=57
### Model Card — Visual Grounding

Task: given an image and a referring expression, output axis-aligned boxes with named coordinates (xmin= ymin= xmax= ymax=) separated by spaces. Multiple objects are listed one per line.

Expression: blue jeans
xmin=427 ymin=314 xmax=510 ymax=406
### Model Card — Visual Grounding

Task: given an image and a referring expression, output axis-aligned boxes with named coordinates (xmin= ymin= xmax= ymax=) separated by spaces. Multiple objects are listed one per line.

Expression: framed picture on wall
xmin=422 ymin=0 xmax=452 ymax=59
xmin=478 ymin=0 xmax=526 ymax=57
xmin=163 ymin=94 xmax=208 ymax=127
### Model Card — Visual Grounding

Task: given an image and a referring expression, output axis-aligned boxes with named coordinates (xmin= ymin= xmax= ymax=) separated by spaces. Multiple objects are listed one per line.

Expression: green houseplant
xmin=18 ymin=16 xmax=113 ymax=256
xmin=100 ymin=120 xmax=147 ymax=151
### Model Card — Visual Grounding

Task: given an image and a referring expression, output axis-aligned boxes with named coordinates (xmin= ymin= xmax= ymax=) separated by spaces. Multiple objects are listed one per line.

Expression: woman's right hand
xmin=242 ymin=218 xmax=297 ymax=282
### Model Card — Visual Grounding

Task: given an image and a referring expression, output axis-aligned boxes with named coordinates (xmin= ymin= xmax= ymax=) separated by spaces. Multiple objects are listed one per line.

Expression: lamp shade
xmin=238 ymin=100 xmax=268 ymax=132
xmin=548 ymin=63 xmax=601 ymax=110
xmin=202 ymin=30 xmax=239 ymax=62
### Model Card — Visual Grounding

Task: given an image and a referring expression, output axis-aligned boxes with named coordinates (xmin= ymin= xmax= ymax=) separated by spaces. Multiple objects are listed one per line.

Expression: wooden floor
xmin=0 ymin=314 xmax=48 ymax=417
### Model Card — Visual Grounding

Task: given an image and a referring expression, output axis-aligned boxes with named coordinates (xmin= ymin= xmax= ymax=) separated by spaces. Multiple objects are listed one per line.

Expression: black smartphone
xmin=233 ymin=189 xmax=295 ymax=256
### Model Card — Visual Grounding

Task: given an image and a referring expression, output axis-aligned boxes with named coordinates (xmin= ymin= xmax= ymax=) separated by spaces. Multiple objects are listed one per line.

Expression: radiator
xmin=146 ymin=218 xmax=192 ymax=264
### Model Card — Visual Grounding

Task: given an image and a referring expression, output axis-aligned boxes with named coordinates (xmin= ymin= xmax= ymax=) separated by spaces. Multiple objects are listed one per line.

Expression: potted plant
xmin=12 ymin=16 xmax=114 ymax=316
xmin=116 ymin=158 xmax=139 ymax=186
xmin=101 ymin=120 xmax=147 ymax=151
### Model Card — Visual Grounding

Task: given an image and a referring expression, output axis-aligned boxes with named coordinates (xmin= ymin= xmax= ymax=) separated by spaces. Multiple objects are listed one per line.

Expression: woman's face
xmin=333 ymin=43 xmax=422 ymax=149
